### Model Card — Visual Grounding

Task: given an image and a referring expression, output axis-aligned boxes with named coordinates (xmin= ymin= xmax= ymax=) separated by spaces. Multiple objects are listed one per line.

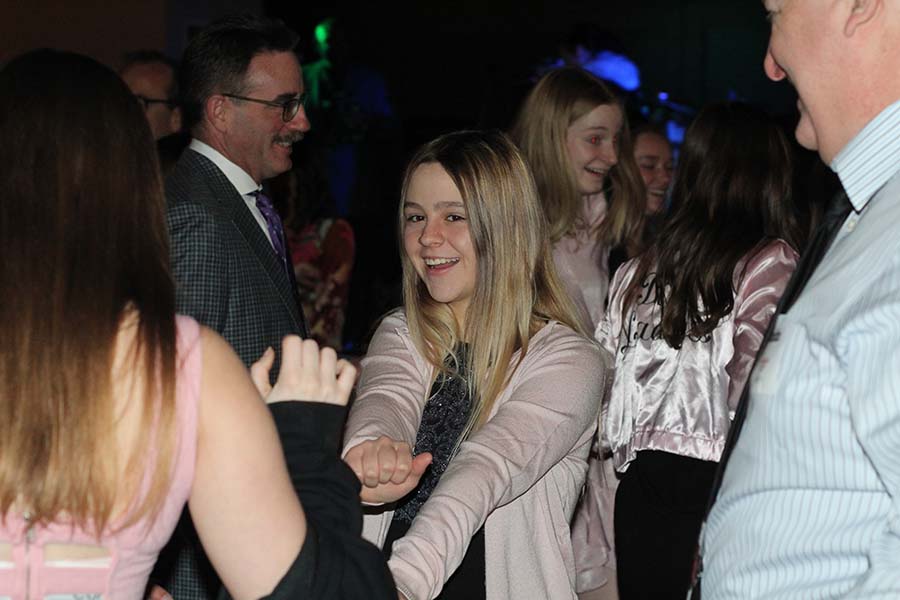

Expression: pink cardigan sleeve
xmin=344 ymin=311 xmax=430 ymax=458
xmin=725 ymin=239 xmax=799 ymax=414
xmin=387 ymin=326 xmax=606 ymax=599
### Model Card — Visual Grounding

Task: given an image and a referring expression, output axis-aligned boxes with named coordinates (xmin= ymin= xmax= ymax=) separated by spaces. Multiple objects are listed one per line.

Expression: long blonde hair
xmin=511 ymin=67 xmax=644 ymax=247
xmin=0 ymin=50 xmax=176 ymax=534
xmin=400 ymin=131 xmax=585 ymax=437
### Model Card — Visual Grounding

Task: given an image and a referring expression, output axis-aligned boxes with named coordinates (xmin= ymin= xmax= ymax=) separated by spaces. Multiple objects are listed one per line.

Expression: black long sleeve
xmin=253 ymin=401 xmax=395 ymax=600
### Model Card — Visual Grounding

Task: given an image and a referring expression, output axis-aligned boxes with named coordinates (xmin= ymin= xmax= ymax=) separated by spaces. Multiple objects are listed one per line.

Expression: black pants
xmin=614 ymin=450 xmax=716 ymax=600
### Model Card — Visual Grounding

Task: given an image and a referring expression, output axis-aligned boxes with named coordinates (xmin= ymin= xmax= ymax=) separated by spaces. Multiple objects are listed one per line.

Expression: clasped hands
xmin=250 ymin=338 xmax=426 ymax=600
xmin=250 ymin=338 xmax=432 ymax=504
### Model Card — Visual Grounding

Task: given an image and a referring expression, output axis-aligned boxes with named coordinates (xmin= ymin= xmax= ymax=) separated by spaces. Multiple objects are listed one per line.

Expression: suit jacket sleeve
xmin=168 ymin=200 xmax=229 ymax=332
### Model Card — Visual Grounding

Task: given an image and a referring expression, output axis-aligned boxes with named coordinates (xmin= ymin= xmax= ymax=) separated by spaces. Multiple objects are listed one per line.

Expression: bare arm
xmin=190 ymin=329 xmax=307 ymax=600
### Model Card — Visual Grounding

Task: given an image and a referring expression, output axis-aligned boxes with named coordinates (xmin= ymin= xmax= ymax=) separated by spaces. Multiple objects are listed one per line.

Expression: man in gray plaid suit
xmin=154 ymin=15 xmax=311 ymax=599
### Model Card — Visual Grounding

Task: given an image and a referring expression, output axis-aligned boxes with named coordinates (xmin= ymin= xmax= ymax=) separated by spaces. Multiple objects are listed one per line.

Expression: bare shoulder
xmin=197 ymin=326 xmax=262 ymax=410
xmin=198 ymin=326 xmax=240 ymax=365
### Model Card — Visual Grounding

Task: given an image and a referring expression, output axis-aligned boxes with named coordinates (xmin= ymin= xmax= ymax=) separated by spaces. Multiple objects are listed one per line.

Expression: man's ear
xmin=205 ymin=94 xmax=229 ymax=134
xmin=845 ymin=0 xmax=882 ymax=36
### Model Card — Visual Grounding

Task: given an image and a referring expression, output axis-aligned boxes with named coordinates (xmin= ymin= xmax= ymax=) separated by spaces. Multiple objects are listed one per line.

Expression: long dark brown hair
xmin=623 ymin=102 xmax=800 ymax=348
xmin=0 ymin=49 xmax=176 ymax=533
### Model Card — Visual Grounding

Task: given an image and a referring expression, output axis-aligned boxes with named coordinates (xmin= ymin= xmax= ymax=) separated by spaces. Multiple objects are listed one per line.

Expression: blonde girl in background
xmin=511 ymin=66 xmax=645 ymax=599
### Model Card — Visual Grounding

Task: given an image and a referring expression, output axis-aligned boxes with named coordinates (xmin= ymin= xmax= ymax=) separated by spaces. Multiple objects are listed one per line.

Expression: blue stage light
xmin=581 ymin=51 xmax=641 ymax=91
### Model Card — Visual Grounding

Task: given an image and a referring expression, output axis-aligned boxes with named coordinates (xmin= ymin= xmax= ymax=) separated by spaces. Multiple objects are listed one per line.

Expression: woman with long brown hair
xmin=0 ymin=49 xmax=368 ymax=599
xmin=599 ymin=102 xmax=800 ymax=598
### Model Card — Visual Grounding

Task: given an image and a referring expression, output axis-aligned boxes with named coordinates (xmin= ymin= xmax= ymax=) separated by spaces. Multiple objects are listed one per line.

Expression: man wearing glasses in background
xmin=158 ymin=14 xmax=393 ymax=600
xmin=120 ymin=50 xmax=182 ymax=140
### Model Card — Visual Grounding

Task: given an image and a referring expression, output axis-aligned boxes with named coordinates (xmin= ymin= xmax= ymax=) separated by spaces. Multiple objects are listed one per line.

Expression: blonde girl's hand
xmin=343 ymin=436 xmax=432 ymax=504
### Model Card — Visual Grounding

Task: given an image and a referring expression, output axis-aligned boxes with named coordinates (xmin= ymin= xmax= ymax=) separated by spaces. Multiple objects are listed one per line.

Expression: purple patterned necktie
xmin=251 ymin=190 xmax=288 ymax=267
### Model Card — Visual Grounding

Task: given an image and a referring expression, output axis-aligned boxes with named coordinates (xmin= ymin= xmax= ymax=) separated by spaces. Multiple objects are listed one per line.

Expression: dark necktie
xmin=251 ymin=190 xmax=289 ymax=268
xmin=691 ymin=189 xmax=853 ymax=596
xmin=251 ymin=190 xmax=310 ymax=338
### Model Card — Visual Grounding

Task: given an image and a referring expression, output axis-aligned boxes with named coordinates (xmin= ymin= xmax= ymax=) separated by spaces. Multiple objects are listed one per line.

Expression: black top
xmin=218 ymin=401 xmax=396 ymax=600
xmin=383 ymin=348 xmax=486 ymax=599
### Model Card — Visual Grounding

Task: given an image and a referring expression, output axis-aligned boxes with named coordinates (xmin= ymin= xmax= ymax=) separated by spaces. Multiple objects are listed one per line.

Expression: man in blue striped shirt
xmin=701 ymin=0 xmax=900 ymax=597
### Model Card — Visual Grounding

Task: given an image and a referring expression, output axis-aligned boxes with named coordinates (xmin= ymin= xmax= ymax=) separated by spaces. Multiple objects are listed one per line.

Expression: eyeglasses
xmin=134 ymin=94 xmax=177 ymax=111
xmin=221 ymin=92 xmax=308 ymax=122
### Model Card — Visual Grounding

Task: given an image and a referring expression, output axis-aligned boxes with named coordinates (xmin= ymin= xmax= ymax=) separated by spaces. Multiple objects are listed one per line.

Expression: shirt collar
xmin=830 ymin=99 xmax=900 ymax=212
xmin=189 ymin=138 xmax=261 ymax=197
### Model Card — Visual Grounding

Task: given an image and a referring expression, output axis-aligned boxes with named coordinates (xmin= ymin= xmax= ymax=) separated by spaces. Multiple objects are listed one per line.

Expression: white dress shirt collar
xmin=188 ymin=138 xmax=273 ymax=246
xmin=189 ymin=138 xmax=261 ymax=196
xmin=831 ymin=99 xmax=900 ymax=213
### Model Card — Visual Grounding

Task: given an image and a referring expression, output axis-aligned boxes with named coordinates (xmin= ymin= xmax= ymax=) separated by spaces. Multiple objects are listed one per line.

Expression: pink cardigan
xmin=344 ymin=311 xmax=609 ymax=600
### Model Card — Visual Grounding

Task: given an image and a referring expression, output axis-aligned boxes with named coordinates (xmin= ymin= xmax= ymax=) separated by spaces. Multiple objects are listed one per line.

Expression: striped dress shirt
xmin=701 ymin=99 xmax=900 ymax=598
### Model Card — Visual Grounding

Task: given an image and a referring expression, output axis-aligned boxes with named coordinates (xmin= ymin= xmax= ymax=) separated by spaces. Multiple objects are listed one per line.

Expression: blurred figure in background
xmin=120 ymin=50 xmax=182 ymax=140
xmin=270 ymin=159 xmax=355 ymax=350
xmin=511 ymin=66 xmax=645 ymax=600
xmin=301 ymin=17 xmax=405 ymax=355
xmin=609 ymin=125 xmax=675 ymax=277
xmin=632 ymin=125 xmax=674 ymax=217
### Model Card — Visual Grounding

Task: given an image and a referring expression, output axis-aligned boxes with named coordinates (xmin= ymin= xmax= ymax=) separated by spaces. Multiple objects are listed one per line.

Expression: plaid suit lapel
xmin=230 ymin=192 xmax=307 ymax=334
xmin=188 ymin=151 xmax=306 ymax=335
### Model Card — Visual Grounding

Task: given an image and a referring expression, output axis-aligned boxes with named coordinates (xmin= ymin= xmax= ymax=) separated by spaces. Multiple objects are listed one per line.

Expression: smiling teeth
xmin=586 ymin=167 xmax=607 ymax=175
xmin=424 ymin=257 xmax=459 ymax=266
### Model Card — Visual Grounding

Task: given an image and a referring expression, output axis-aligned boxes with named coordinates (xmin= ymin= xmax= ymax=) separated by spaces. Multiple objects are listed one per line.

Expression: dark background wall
xmin=4 ymin=0 xmax=797 ymax=123
xmin=267 ymin=0 xmax=797 ymax=134
xmin=4 ymin=0 xmax=167 ymax=68
xmin=3 ymin=0 xmax=814 ymax=350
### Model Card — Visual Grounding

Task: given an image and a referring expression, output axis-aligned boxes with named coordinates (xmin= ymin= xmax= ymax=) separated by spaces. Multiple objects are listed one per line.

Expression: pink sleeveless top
xmin=0 ymin=315 xmax=202 ymax=599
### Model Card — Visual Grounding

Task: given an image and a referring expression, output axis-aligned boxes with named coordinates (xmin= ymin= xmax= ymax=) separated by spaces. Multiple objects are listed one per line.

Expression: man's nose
xmin=287 ymin=104 xmax=311 ymax=132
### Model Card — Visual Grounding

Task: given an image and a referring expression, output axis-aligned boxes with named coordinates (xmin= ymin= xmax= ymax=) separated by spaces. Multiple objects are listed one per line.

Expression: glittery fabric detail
xmin=392 ymin=348 xmax=472 ymax=524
